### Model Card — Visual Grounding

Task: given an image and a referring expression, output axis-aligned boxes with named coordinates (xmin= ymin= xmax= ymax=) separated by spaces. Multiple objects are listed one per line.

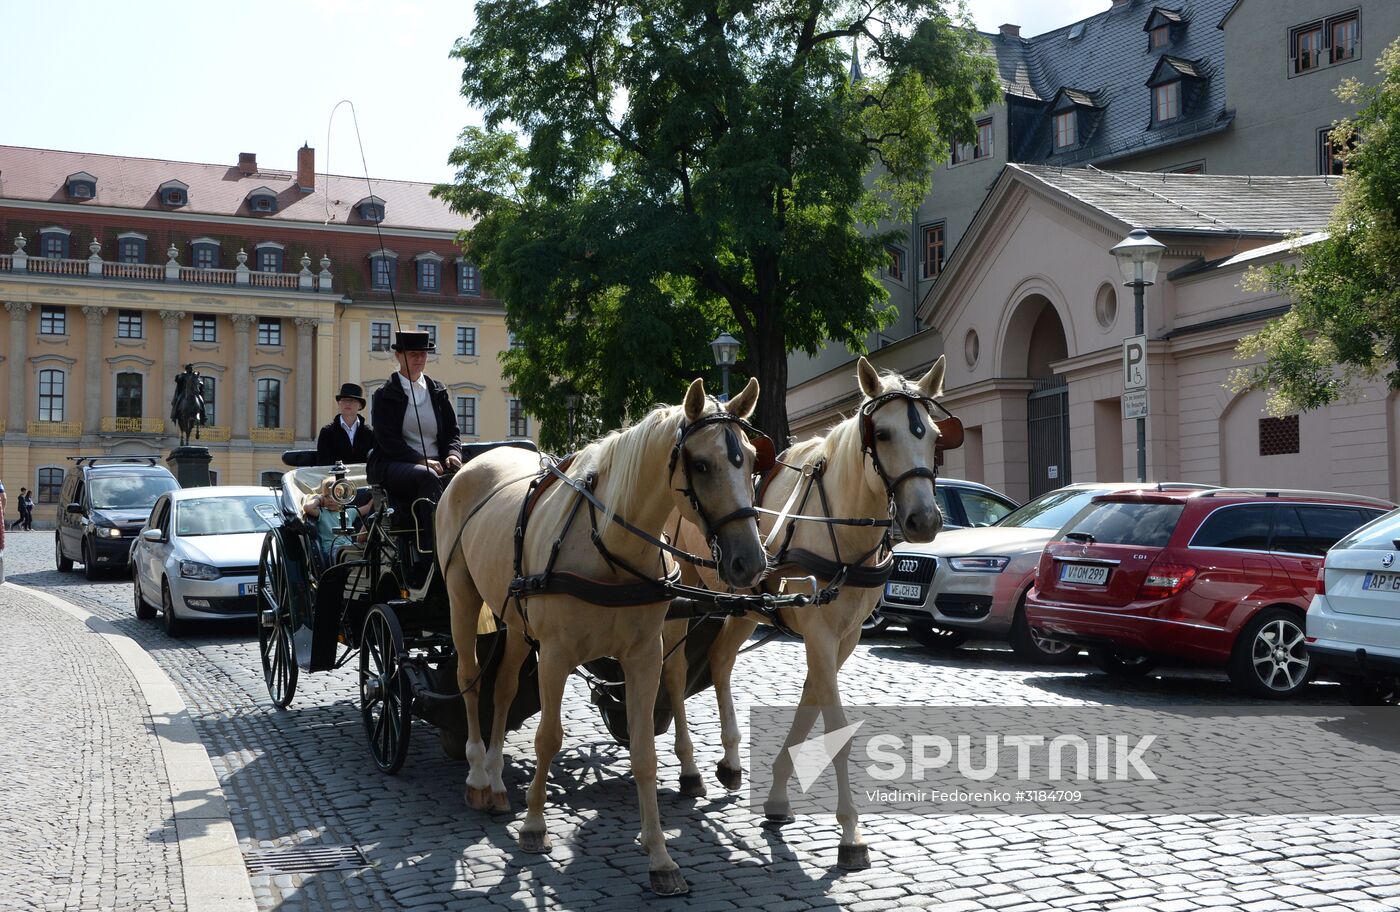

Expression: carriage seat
xmin=282 ymin=449 xmax=322 ymax=468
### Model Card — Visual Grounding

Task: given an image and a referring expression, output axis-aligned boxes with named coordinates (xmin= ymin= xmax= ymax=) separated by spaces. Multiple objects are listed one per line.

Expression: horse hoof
xmin=678 ymin=773 xmax=707 ymax=799
xmin=649 ymin=869 xmax=690 ymax=896
xmin=465 ymin=785 xmax=491 ymax=811
xmin=837 ymin=844 xmax=871 ymax=870
xmin=715 ymin=763 xmax=743 ymax=790
xmin=519 ymin=829 xmax=552 ymax=854
xmin=489 ymin=790 xmax=511 ymax=814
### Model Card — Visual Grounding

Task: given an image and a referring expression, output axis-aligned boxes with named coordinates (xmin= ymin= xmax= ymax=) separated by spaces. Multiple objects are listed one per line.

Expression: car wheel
xmin=83 ymin=540 xmax=101 ymax=581
xmin=1229 ymin=608 xmax=1311 ymax=699
xmin=906 ymin=623 xmax=968 ymax=651
xmin=133 ymin=570 xmax=156 ymax=620
xmin=1087 ymin=646 xmax=1157 ymax=678
xmin=56 ymin=535 xmax=74 ymax=573
xmin=162 ymin=581 xmax=183 ymax=638
xmin=1009 ymin=597 xmax=1080 ymax=665
xmin=861 ymin=608 xmax=892 ymax=635
xmin=1339 ymin=675 xmax=1400 ymax=706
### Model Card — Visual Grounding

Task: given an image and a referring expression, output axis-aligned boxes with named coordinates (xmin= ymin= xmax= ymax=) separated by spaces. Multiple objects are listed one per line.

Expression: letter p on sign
xmin=1123 ymin=335 xmax=1147 ymax=391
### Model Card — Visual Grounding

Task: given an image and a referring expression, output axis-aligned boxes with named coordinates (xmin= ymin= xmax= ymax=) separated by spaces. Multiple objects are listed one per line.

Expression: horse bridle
xmin=667 ymin=407 xmax=776 ymax=560
xmin=858 ymin=387 xmax=962 ymax=513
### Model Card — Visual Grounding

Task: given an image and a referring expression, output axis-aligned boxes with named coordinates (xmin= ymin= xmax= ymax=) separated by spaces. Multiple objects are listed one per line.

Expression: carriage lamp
xmin=1110 ymin=228 xmax=1165 ymax=484
xmin=710 ymin=331 xmax=741 ymax=400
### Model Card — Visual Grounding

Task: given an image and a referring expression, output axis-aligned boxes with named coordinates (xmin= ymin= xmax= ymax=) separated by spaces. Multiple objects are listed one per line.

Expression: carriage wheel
xmin=360 ymin=604 xmax=413 ymax=774
xmin=257 ymin=530 xmax=299 ymax=709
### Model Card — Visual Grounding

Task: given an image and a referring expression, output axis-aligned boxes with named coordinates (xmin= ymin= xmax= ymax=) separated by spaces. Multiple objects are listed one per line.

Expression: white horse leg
xmin=827 ymin=623 xmax=869 ymax=869
xmin=446 ymin=562 xmax=491 ymax=811
xmin=482 ymin=624 xmax=533 ymax=813
xmin=519 ymin=646 xmax=569 ymax=855
xmin=712 ymin=615 xmax=759 ymax=788
xmin=621 ymin=637 xmax=688 ymax=896
xmin=662 ymin=619 xmax=704 ymax=798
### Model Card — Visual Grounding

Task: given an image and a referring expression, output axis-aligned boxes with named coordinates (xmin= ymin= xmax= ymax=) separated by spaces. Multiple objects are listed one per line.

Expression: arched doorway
xmin=1002 ymin=295 xmax=1070 ymax=498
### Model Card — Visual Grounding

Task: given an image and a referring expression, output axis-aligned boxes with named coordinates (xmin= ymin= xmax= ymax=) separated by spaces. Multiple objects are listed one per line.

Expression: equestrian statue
xmin=170 ymin=364 xmax=207 ymax=447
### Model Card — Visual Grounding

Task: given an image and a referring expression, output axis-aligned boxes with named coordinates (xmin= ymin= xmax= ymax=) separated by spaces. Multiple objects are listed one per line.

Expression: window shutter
xmin=1289 ymin=28 xmax=1297 ymax=59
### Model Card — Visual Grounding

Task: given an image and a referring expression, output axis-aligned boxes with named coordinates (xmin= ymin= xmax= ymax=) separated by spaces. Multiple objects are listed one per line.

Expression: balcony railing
xmin=250 ymin=427 xmax=294 ymax=444
xmin=1 ymin=234 xmax=334 ymax=294
xmin=100 ymin=416 xmax=167 ymax=434
xmin=198 ymin=425 xmax=231 ymax=442
xmin=0 ymin=420 xmax=6 ymax=435
xmin=28 ymin=420 xmax=82 ymax=438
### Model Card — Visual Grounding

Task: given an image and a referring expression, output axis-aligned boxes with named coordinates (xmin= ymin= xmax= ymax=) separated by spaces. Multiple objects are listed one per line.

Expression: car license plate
xmin=1363 ymin=571 xmax=1400 ymax=592
xmin=1060 ymin=563 xmax=1109 ymax=586
xmin=885 ymin=582 xmax=923 ymax=601
xmin=238 ymin=582 xmax=254 ymax=596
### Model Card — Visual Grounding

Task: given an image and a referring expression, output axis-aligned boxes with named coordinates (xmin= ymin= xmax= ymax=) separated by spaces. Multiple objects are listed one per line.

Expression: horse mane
xmin=578 ymin=402 xmax=686 ymax=532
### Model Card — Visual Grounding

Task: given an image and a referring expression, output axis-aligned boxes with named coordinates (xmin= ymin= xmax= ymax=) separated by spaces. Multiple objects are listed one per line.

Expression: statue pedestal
xmin=167 ymin=446 xmax=213 ymax=489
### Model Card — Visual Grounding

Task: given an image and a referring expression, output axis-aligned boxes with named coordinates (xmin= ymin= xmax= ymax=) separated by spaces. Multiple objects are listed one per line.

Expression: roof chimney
xmin=297 ymin=144 xmax=315 ymax=192
xmin=237 ymin=152 xmax=257 ymax=176
xmin=999 ymin=23 xmax=1021 ymax=38
xmin=1111 ymin=0 xmax=1132 ymax=8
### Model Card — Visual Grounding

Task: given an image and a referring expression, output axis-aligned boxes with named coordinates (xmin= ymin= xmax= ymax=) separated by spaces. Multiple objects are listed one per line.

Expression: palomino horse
xmin=436 ymin=377 xmax=767 ymax=896
xmin=661 ymin=355 xmax=952 ymax=869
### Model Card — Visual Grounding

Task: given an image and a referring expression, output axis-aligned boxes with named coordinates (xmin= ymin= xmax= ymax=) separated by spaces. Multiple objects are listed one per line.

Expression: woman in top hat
xmin=367 ymin=331 xmax=462 ymax=549
xmin=316 ymin=382 xmax=376 ymax=465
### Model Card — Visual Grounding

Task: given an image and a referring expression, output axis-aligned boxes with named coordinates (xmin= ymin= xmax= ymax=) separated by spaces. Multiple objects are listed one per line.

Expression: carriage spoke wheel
xmin=257 ymin=531 xmax=298 ymax=709
xmin=360 ymin=604 xmax=413 ymax=775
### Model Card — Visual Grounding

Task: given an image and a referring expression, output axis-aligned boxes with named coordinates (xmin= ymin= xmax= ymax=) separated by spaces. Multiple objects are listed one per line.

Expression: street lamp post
xmin=1110 ymin=228 xmax=1167 ymax=484
xmin=710 ymin=331 xmax=741 ymax=401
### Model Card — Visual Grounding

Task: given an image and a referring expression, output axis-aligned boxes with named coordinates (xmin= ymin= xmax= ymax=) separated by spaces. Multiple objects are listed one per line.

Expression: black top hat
xmin=334 ymin=382 xmax=366 ymax=408
xmin=391 ymin=330 xmax=437 ymax=353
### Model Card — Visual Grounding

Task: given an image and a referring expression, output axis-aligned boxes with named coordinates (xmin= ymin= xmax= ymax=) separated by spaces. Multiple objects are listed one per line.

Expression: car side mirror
xmin=66 ymin=503 xmax=83 ymax=514
xmin=140 ymin=529 xmax=163 ymax=543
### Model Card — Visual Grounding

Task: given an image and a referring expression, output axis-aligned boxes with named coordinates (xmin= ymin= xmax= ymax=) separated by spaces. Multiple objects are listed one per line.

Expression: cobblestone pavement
xmin=6 ymin=530 xmax=1400 ymax=911
xmin=0 ymin=571 xmax=185 ymax=912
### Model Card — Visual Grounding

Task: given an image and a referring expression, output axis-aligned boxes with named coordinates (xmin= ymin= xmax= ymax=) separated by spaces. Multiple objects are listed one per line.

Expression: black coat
xmin=367 ymin=373 xmax=462 ymax=482
xmin=316 ymin=415 xmax=375 ymax=465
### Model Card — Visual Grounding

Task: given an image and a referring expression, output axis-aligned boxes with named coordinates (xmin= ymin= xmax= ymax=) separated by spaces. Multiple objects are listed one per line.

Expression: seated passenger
xmin=366 ymin=331 xmax=462 ymax=552
xmin=301 ymin=478 xmax=366 ymax=565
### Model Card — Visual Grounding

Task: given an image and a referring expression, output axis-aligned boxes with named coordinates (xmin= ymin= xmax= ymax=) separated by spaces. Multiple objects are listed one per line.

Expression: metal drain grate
xmin=244 ymin=845 xmax=369 ymax=875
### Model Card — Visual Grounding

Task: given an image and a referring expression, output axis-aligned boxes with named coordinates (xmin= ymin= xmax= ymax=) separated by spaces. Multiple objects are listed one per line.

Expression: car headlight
xmin=179 ymin=561 xmax=222 ymax=580
xmin=948 ymin=556 xmax=1010 ymax=573
xmin=97 ymin=526 xmax=123 ymax=538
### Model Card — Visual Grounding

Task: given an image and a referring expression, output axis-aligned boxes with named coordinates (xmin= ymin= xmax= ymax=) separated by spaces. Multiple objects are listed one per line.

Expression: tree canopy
xmin=433 ymin=0 xmax=999 ymax=450
xmin=1232 ymin=38 xmax=1400 ymax=415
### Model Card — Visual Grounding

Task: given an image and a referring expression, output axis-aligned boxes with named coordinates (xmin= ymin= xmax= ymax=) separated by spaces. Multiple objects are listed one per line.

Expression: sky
xmin=0 ymin=0 xmax=1107 ymax=185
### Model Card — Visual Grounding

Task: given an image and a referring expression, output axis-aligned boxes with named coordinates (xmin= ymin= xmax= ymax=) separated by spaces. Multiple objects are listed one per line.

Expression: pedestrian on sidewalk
xmin=21 ymin=489 xmax=33 ymax=531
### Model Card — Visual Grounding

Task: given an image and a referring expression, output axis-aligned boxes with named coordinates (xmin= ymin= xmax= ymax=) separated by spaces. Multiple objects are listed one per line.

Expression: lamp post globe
xmin=1110 ymin=228 xmax=1166 ymax=484
xmin=710 ymin=331 xmax=741 ymax=400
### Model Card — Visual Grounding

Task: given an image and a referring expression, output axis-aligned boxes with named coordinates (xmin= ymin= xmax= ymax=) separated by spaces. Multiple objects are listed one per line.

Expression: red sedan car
xmin=1025 ymin=488 xmax=1392 ymax=697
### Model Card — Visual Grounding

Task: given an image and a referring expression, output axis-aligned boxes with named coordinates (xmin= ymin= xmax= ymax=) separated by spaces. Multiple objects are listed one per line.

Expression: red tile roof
xmin=0 ymin=145 xmax=473 ymax=234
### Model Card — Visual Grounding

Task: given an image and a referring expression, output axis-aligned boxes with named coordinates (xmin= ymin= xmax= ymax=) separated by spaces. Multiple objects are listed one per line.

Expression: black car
xmin=56 ymin=456 xmax=181 ymax=579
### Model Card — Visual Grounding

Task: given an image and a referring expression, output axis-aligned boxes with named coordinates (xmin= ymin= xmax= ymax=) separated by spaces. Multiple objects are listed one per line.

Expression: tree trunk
xmin=746 ymin=324 xmax=791 ymax=447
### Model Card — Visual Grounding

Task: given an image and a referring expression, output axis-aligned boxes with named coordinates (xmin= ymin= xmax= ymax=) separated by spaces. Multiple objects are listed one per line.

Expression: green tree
xmin=433 ymin=0 xmax=998 ymax=449
xmin=1232 ymin=38 xmax=1400 ymax=415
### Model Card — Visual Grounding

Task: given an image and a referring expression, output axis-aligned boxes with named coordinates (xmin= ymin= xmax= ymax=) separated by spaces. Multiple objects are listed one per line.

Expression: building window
xmin=38 ymin=369 xmax=65 ymax=421
xmin=355 ymin=196 xmax=385 ymax=222
xmin=885 ymin=245 xmax=905 ymax=282
xmin=192 ymin=242 xmax=219 ymax=270
xmin=1294 ymin=22 xmax=1324 ymax=73
xmin=1149 ymin=25 xmax=1169 ymax=49
xmin=1054 ymin=111 xmax=1077 ymax=150
xmin=117 ymin=310 xmax=143 ymax=339
xmin=459 ymin=262 xmax=481 ymax=295
xmin=1331 ymin=14 xmax=1359 ymax=63
xmin=201 ymin=377 xmax=216 ymax=426
xmin=418 ymin=259 xmax=441 ymax=293
xmin=417 ymin=324 xmax=437 ymax=350
xmin=68 ymin=181 xmax=94 ymax=199
xmin=115 ymin=372 xmax=143 ymax=419
xmin=370 ymin=321 xmax=392 ymax=352
xmin=256 ymin=378 xmax=281 ymax=428
xmin=159 ymin=181 xmax=188 ymax=207
xmin=1153 ymin=81 xmax=1181 ymax=123
xmin=371 ymin=256 xmax=395 ymax=290
xmin=922 ymin=223 xmax=945 ymax=279
xmin=1259 ymin=415 xmax=1300 ymax=456
xmin=37 ymin=467 xmax=64 ymax=504
xmin=256 ymin=246 xmax=283 ymax=273
xmin=40 ymin=305 xmax=66 ymax=335
xmin=508 ymin=331 xmax=525 ymax=350
xmin=40 ymin=230 xmax=70 ymax=259
xmin=192 ymin=314 xmax=217 ymax=342
xmin=248 ymin=190 xmax=278 ymax=213
xmin=976 ymin=119 xmax=992 ymax=159
xmin=456 ymin=326 xmax=477 ymax=356
xmin=508 ymin=399 xmax=529 ymax=438
xmin=257 ymin=317 xmax=281 ymax=347
xmin=457 ymin=396 xmax=477 ymax=436
xmin=260 ymin=470 xmax=282 ymax=487
xmin=117 ymin=235 xmax=146 ymax=264
xmin=950 ymin=137 xmax=972 ymax=165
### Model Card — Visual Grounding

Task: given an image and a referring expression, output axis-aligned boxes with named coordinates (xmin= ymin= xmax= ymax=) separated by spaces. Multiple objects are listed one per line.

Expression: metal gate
xmin=1027 ymin=378 xmax=1070 ymax=499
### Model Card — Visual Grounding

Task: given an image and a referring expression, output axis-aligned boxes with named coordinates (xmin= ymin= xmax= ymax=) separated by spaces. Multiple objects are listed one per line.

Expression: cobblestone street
xmin=6 ymin=529 xmax=1400 ymax=911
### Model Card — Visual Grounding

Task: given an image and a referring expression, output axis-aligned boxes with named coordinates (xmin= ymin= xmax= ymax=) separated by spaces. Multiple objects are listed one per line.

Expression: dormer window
xmin=1146 ymin=55 xmax=1206 ymax=126
xmin=457 ymin=259 xmax=481 ymax=296
xmin=354 ymin=195 xmax=386 ymax=223
xmin=117 ymin=232 xmax=147 ymax=264
xmin=1149 ymin=25 xmax=1168 ymax=48
xmin=1048 ymin=87 xmax=1101 ymax=152
xmin=369 ymin=249 xmax=398 ymax=290
xmin=1143 ymin=8 xmax=1185 ymax=51
xmin=415 ymin=252 xmax=443 ymax=293
xmin=246 ymin=187 xmax=278 ymax=214
xmin=1054 ymin=112 xmax=1077 ymax=149
xmin=39 ymin=227 xmax=71 ymax=260
xmin=190 ymin=238 xmax=220 ymax=270
xmin=1154 ymin=81 xmax=1181 ymax=122
xmin=66 ymin=172 xmax=97 ymax=200
xmin=255 ymin=241 xmax=284 ymax=273
xmin=159 ymin=179 xmax=189 ymax=207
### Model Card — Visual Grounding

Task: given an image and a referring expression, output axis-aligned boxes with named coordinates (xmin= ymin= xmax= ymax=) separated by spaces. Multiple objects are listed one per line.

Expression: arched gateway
xmin=1002 ymin=294 xmax=1069 ymax=498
